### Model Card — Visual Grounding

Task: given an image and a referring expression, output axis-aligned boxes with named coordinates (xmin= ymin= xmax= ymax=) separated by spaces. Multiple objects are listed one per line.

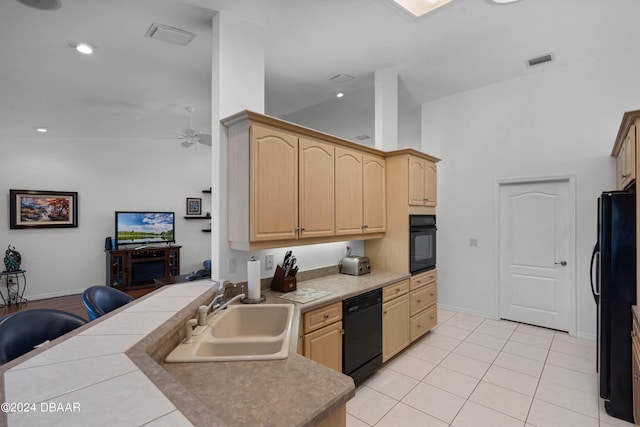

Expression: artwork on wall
xmin=186 ymin=197 xmax=202 ymax=216
xmin=9 ymin=189 xmax=78 ymax=229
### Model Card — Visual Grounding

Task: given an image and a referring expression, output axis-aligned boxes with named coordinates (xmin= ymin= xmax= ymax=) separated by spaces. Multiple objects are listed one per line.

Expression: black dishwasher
xmin=342 ymin=288 xmax=382 ymax=385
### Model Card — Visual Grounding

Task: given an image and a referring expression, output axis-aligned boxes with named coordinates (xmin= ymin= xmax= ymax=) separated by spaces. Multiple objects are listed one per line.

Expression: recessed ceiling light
xmin=336 ymin=92 xmax=345 ymax=98
xmin=34 ymin=127 xmax=48 ymax=133
xmin=74 ymin=42 xmax=94 ymax=54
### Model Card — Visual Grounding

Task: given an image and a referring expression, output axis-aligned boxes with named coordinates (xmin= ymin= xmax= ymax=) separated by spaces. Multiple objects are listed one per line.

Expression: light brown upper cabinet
xmin=335 ymin=147 xmax=386 ymax=235
xmin=250 ymin=125 xmax=299 ymax=242
xmin=299 ymin=138 xmax=335 ymax=238
xmin=250 ymin=126 xmax=335 ymax=242
xmin=613 ymin=111 xmax=640 ymax=191
xmin=224 ymin=110 xmax=387 ymax=250
xmin=616 ymin=124 xmax=636 ymax=190
xmin=408 ymin=155 xmax=437 ymax=207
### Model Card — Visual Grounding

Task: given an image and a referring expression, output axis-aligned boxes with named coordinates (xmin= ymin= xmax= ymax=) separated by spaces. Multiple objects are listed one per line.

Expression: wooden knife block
xmin=270 ymin=265 xmax=297 ymax=293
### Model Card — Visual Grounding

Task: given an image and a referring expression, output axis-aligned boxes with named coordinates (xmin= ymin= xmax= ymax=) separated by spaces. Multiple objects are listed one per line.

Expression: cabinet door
xmin=335 ymin=147 xmax=364 ymax=235
xmin=408 ymin=156 xmax=426 ymax=206
xmin=411 ymin=305 xmax=437 ymax=342
xmin=363 ymin=154 xmax=386 ymax=233
xmin=304 ymin=321 xmax=343 ymax=372
xmin=424 ymin=161 xmax=437 ymax=207
xmin=299 ymin=138 xmax=335 ymax=238
xmin=250 ymin=125 xmax=298 ymax=241
xmin=622 ymin=125 xmax=636 ymax=189
xmin=382 ymin=294 xmax=410 ymax=362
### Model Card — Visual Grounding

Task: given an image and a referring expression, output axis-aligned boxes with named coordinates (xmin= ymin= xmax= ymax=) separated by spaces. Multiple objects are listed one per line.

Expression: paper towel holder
xmin=241 ymin=294 xmax=266 ymax=304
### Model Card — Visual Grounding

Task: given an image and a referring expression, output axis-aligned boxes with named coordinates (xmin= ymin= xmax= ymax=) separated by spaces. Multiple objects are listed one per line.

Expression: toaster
xmin=339 ymin=256 xmax=371 ymax=276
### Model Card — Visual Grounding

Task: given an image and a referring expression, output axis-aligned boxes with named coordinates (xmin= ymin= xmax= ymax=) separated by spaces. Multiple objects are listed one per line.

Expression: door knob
xmin=555 ymin=261 xmax=568 ymax=266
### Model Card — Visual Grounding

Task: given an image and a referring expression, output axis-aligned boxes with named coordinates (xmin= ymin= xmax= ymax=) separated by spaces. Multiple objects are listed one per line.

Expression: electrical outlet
xmin=265 ymin=254 xmax=274 ymax=270
xmin=228 ymin=258 xmax=237 ymax=274
xmin=470 ymin=238 xmax=479 ymax=247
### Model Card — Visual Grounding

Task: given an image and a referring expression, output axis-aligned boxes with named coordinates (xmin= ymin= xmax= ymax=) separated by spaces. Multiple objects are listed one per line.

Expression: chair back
xmin=82 ymin=286 xmax=134 ymax=321
xmin=0 ymin=309 xmax=87 ymax=364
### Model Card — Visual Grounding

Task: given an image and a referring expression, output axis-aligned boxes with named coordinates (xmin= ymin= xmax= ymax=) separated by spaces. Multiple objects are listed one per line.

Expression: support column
xmin=374 ymin=66 xmax=399 ymax=151
xmin=211 ymin=12 xmax=265 ymax=279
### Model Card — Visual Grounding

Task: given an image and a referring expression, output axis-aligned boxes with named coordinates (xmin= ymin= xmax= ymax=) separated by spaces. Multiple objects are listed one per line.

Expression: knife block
xmin=270 ymin=265 xmax=297 ymax=293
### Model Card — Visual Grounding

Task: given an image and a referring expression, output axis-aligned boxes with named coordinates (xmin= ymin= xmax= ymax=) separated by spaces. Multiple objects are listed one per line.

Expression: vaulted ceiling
xmin=1 ymin=0 xmax=638 ymax=139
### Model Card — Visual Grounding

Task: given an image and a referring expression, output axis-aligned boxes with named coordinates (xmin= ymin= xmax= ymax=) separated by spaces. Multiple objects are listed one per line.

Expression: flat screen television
xmin=115 ymin=211 xmax=175 ymax=246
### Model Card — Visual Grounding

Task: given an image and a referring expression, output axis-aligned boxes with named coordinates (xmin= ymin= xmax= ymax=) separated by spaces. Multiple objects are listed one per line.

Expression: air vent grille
xmin=527 ymin=53 xmax=554 ymax=67
xmin=356 ymin=134 xmax=371 ymax=141
xmin=145 ymin=23 xmax=196 ymax=46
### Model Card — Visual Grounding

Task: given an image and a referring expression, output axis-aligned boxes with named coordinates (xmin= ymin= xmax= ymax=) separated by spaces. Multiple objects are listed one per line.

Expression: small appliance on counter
xmin=339 ymin=255 xmax=371 ymax=276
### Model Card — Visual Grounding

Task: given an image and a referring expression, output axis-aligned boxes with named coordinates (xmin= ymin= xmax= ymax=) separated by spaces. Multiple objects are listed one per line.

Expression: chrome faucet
xmin=210 ymin=293 xmax=246 ymax=317
xmin=197 ymin=281 xmax=225 ymax=326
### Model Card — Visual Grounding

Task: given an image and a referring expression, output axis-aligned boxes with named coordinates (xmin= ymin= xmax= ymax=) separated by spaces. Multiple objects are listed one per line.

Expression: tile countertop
xmin=0 ymin=270 xmax=408 ymax=427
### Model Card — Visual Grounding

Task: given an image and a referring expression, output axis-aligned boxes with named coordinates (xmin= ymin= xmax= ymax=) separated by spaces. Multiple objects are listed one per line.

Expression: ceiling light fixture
xmin=34 ymin=127 xmax=48 ymax=133
xmin=336 ymin=91 xmax=344 ymax=98
xmin=16 ymin=0 xmax=61 ymax=11
xmin=386 ymin=0 xmax=455 ymax=18
xmin=486 ymin=0 xmax=523 ymax=5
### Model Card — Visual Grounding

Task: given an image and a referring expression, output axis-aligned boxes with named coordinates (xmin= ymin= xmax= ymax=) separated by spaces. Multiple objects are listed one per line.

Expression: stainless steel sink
xmin=165 ymin=304 xmax=294 ymax=363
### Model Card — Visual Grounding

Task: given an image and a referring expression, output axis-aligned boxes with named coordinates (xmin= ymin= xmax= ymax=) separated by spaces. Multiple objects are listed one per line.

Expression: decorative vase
xmin=4 ymin=245 xmax=21 ymax=272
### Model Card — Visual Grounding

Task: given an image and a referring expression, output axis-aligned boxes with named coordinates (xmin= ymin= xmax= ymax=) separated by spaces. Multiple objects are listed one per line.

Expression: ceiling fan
xmin=176 ymin=106 xmax=212 ymax=148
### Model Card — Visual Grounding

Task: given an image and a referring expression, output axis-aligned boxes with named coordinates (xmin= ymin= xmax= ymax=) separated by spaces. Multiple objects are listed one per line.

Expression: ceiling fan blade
xmin=183 ymin=128 xmax=197 ymax=138
xmin=180 ymin=140 xmax=196 ymax=148
xmin=197 ymin=134 xmax=212 ymax=146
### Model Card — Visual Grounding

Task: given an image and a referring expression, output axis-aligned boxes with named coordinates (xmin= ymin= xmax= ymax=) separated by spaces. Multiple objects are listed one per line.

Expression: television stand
xmin=105 ymin=246 xmax=181 ymax=290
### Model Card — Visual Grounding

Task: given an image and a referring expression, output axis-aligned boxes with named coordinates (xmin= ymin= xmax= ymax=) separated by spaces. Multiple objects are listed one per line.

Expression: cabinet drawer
xmin=383 ymin=280 xmax=409 ymax=302
xmin=410 ymin=284 xmax=437 ymax=317
xmin=303 ymin=302 xmax=342 ymax=334
xmin=410 ymin=305 xmax=437 ymax=342
xmin=410 ymin=269 xmax=437 ymax=290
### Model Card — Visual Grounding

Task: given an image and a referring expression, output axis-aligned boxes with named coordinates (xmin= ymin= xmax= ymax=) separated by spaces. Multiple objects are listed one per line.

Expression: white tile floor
xmin=347 ymin=309 xmax=636 ymax=427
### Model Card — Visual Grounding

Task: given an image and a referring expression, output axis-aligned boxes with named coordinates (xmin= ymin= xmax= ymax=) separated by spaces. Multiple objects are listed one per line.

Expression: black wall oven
xmin=410 ymin=215 xmax=436 ymax=275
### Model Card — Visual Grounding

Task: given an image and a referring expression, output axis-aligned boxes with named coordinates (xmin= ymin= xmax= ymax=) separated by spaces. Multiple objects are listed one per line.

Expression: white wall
xmin=0 ymin=136 xmax=211 ymax=300
xmin=281 ymin=77 xmax=421 ymax=151
xmin=422 ymin=52 xmax=640 ymax=339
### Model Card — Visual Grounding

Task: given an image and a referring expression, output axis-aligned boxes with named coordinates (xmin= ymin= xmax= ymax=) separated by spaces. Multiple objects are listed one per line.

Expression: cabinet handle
xmin=323 ymin=314 xmax=329 ymax=320
xmin=417 ymin=299 xmax=422 ymax=303
xmin=632 ymin=330 xmax=636 ymax=338
xmin=396 ymin=288 xmax=401 ymax=293
xmin=417 ymin=324 xmax=422 ymax=328
xmin=361 ymin=224 xmax=369 ymax=229
xmin=294 ymin=226 xmax=306 ymax=232
xmin=430 ymin=293 xmax=435 ymax=297
xmin=383 ymin=310 xmax=387 ymax=315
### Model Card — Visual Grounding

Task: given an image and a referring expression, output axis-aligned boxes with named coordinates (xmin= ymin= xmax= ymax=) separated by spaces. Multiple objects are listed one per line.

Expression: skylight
xmin=388 ymin=0 xmax=455 ymax=18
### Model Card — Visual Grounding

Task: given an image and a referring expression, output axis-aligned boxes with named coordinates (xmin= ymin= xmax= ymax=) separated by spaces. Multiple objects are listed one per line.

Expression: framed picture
xmin=10 ymin=189 xmax=78 ymax=229
xmin=186 ymin=197 xmax=202 ymax=216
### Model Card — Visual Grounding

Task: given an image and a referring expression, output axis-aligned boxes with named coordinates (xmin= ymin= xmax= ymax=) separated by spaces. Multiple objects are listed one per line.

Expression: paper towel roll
xmin=247 ymin=257 xmax=261 ymax=300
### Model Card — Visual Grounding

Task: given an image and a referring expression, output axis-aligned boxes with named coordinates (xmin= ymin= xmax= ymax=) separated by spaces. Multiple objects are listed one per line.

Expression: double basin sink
xmin=165 ymin=303 xmax=295 ymax=363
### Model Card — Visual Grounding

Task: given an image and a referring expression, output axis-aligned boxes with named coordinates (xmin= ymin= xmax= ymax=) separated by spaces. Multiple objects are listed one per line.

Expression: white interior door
xmin=498 ymin=178 xmax=574 ymax=332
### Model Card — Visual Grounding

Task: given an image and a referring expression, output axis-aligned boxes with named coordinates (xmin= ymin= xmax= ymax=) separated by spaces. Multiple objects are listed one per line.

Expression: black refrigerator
xmin=590 ymin=191 xmax=636 ymax=422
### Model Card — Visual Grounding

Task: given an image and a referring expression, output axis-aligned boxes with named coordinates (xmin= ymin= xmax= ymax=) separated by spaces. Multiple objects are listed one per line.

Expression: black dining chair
xmin=0 ymin=309 xmax=87 ymax=364
xmin=82 ymin=285 xmax=134 ymax=321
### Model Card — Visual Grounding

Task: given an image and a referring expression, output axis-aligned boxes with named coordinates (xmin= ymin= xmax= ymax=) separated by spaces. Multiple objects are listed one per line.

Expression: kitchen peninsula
xmin=0 ymin=269 xmax=408 ymax=427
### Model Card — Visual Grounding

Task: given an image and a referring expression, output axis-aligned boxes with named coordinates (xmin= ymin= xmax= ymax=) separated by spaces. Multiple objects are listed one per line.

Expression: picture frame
xmin=186 ymin=197 xmax=202 ymax=216
xmin=9 ymin=189 xmax=78 ymax=229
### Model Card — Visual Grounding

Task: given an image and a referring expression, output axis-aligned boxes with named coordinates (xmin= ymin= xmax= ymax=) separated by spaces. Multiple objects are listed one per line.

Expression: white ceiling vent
xmin=356 ymin=134 xmax=371 ymax=141
xmin=330 ymin=74 xmax=355 ymax=84
xmin=527 ymin=53 xmax=554 ymax=67
xmin=145 ymin=23 xmax=196 ymax=46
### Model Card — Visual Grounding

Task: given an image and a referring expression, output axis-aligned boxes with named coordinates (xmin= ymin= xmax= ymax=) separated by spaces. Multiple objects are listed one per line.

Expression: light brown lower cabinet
xmin=410 ymin=269 xmax=438 ymax=343
xmin=382 ymin=280 xmax=410 ymax=362
xmin=302 ymin=302 xmax=343 ymax=372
